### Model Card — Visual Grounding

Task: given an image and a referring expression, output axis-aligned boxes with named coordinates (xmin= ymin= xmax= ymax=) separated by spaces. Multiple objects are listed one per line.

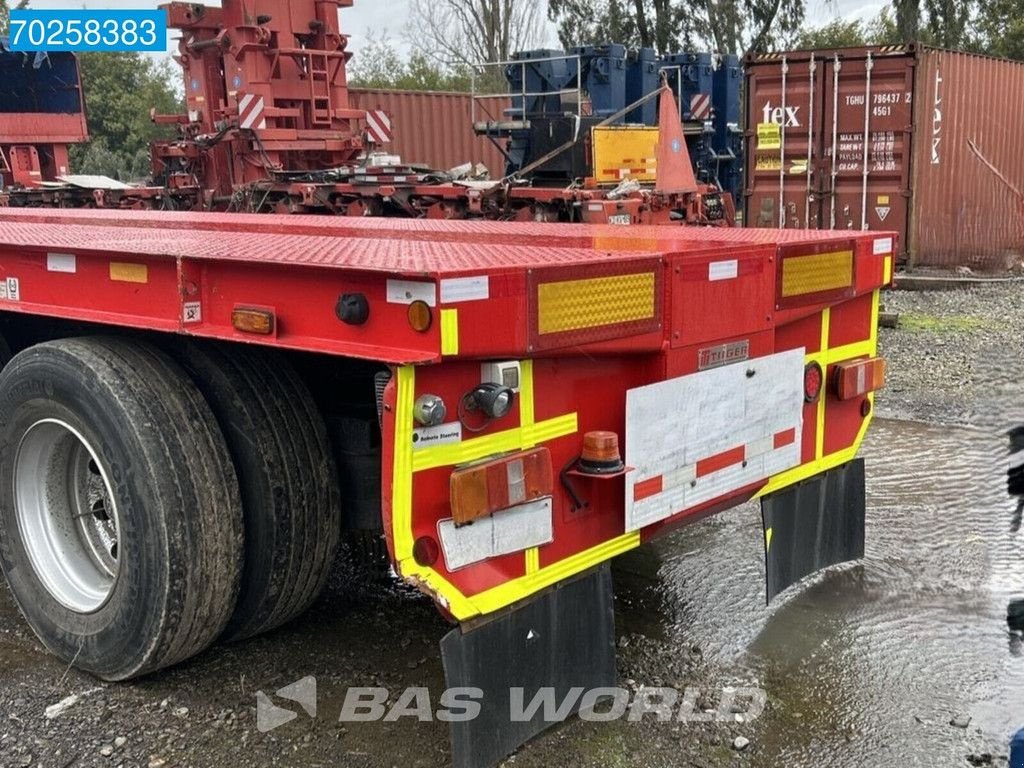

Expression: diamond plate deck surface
xmin=0 ymin=208 xmax=891 ymax=277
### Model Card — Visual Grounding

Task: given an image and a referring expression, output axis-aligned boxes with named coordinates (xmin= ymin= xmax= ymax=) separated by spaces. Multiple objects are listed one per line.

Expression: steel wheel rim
xmin=14 ymin=418 xmax=121 ymax=613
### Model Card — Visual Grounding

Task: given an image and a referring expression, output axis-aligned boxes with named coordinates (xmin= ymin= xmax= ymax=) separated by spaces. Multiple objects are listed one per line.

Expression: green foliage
xmin=793 ymin=10 xmax=904 ymax=49
xmin=975 ymin=0 xmax=1024 ymax=59
xmin=69 ymin=52 xmax=181 ymax=180
xmin=547 ymin=0 xmax=807 ymax=55
xmin=0 ymin=0 xmax=29 ymax=37
xmin=348 ymin=34 xmax=473 ymax=91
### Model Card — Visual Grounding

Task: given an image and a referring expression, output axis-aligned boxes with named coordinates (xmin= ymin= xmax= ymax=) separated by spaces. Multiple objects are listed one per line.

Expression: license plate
xmin=608 ymin=214 xmax=631 ymax=225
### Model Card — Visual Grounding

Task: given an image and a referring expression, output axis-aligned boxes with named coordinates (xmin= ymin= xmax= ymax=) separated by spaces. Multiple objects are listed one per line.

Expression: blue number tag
xmin=8 ymin=9 xmax=167 ymax=52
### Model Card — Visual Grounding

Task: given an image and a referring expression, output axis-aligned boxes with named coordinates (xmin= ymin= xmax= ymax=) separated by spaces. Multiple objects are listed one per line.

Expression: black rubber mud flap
xmin=761 ymin=458 xmax=866 ymax=603
xmin=441 ymin=565 xmax=616 ymax=768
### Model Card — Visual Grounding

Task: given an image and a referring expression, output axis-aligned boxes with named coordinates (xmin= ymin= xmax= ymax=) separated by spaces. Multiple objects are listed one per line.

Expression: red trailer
xmin=0 ymin=206 xmax=891 ymax=765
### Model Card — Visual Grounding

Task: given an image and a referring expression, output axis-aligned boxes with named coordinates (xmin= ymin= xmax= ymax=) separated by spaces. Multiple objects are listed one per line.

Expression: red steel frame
xmin=0 ymin=209 xmax=894 ymax=618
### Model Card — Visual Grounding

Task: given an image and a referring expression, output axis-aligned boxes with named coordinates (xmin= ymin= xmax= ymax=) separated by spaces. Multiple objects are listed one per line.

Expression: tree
xmin=547 ymin=0 xmax=806 ymax=56
xmin=0 ymin=0 xmax=28 ymax=37
xmin=348 ymin=34 xmax=473 ymax=91
xmin=792 ymin=10 xmax=903 ymax=49
xmin=976 ymin=0 xmax=1024 ymax=59
xmin=70 ymin=52 xmax=181 ymax=180
xmin=407 ymin=0 xmax=543 ymax=68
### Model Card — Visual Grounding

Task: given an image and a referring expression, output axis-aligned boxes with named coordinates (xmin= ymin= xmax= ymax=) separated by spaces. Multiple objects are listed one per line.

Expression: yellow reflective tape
xmin=883 ymin=255 xmax=893 ymax=285
xmin=440 ymin=309 xmax=459 ymax=356
xmin=525 ymin=547 xmax=540 ymax=574
xmin=412 ymin=414 xmax=578 ymax=473
xmin=519 ymin=359 xmax=535 ymax=427
xmin=815 ymin=308 xmax=830 ymax=460
xmin=109 ymin=262 xmax=148 ymax=283
xmin=392 ymin=366 xmax=417 ymax=562
xmin=765 ymin=527 xmax=773 ymax=553
xmin=781 ymin=250 xmax=853 ymax=298
xmin=537 ymin=272 xmax=655 ymax=335
xmin=519 ymin=361 xmax=537 ymax=575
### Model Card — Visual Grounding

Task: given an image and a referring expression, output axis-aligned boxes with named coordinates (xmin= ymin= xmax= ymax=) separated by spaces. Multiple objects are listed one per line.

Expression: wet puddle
xmin=615 ymin=418 xmax=1024 ymax=764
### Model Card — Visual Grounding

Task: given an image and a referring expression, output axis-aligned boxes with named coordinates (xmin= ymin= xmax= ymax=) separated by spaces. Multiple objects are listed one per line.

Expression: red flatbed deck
xmin=0 ymin=208 xmax=896 ymax=365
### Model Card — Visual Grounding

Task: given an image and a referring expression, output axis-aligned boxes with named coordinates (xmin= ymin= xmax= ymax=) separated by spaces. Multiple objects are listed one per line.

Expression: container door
xmin=745 ymin=55 xmax=824 ymax=229
xmin=819 ymin=52 xmax=914 ymax=252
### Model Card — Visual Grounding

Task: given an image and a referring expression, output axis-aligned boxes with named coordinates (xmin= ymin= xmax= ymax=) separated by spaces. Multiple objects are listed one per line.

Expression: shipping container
xmin=349 ymin=88 xmax=510 ymax=177
xmin=744 ymin=45 xmax=1024 ymax=270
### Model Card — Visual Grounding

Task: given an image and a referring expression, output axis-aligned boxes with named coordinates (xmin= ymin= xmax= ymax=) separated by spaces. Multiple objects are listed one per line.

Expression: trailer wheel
xmin=0 ymin=332 xmax=11 ymax=367
xmin=0 ymin=337 xmax=244 ymax=680
xmin=169 ymin=340 xmax=341 ymax=641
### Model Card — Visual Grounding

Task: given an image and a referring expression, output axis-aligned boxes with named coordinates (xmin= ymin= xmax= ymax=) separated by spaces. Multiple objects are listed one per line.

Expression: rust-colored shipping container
xmin=744 ymin=45 xmax=1024 ymax=270
xmin=349 ymin=88 xmax=511 ymax=177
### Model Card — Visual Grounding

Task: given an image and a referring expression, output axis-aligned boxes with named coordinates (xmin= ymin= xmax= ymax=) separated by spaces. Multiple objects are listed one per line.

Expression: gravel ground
xmin=878 ymin=281 xmax=1024 ymax=427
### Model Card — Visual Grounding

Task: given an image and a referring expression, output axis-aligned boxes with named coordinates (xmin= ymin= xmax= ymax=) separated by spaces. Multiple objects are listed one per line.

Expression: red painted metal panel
xmin=745 ymin=46 xmax=1024 ymax=270
xmin=349 ymin=88 xmax=510 ymax=177
xmin=910 ymin=50 xmax=1024 ymax=270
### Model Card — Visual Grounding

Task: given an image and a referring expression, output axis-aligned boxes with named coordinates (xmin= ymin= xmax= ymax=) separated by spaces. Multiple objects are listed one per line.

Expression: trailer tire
xmin=0 ymin=332 xmax=11 ymax=367
xmin=168 ymin=340 xmax=341 ymax=641
xmin=0 ymin=337 xmax=244 ymax=681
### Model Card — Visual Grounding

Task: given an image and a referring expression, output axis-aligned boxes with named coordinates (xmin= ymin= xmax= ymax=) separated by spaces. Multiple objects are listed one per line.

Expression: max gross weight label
xmin=8 ymin=9 xmax=167 ymax=52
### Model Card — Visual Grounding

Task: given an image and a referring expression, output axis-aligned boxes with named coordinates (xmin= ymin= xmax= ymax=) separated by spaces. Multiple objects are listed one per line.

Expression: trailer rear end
xmin=0 ymin=209 xmax=890 ymax=765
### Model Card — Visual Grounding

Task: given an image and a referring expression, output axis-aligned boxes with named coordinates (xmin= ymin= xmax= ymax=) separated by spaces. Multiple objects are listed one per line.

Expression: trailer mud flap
xmin=761 ymin=458 xmax=865 ymax=603
xmin=440 ymin=565 xmax=616 ymax=768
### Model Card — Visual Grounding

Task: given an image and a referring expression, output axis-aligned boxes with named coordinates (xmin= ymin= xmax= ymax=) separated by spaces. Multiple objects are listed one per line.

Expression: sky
xmin=29 ymin=0 xmax=890 ymax=59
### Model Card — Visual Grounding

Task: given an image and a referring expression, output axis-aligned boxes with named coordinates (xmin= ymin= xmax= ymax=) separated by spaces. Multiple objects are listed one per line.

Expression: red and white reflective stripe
xmin=631 ymin=426 xmax=799 ymax=521
xmin=238 ymin=93 xmax=266 ymax=130
xmin=690 ymin=93 xmax=712 ymax=121
xmin=365 ymin=109 xmax=393 ymax=144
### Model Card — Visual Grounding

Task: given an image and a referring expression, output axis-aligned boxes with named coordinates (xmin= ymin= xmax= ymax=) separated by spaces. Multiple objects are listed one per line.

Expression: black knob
xmin=336 ymin=293 xmax=370 ymax=325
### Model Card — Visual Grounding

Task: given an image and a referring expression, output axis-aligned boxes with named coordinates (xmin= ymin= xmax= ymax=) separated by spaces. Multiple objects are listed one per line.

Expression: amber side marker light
xmin=833 ymin=358 xmax=887 ymax=401
xmin=232 ymin=307 xmax=275 ymax=335
xmin=408 ymin=300 xmax=433 ymax=332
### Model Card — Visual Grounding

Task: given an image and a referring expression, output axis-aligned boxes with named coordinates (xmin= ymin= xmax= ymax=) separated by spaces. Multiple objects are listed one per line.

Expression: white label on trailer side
xmin=0 ymin=277 xmax=20 ymax=301
xmin=47 ymin=253 xmax=77 ymax=273
xmin=387 ymin=280 xmax=437 ymax=307
xmin=708 ymin=260 xmax=739 ymax=281
xmin=183 ymin=302 xmax=202 ymax=324
xmin=412 ymin=422 xmax=462 ymax=450
xmin=873 ymin=237 xmax=894 ymax=255
xmin=440 ymin=276 xmax=489 ymax=303
xmin=624 ymin=348 xmax=805 ymax=532
xmin=437 ymin=497 xmax=553 ymax=571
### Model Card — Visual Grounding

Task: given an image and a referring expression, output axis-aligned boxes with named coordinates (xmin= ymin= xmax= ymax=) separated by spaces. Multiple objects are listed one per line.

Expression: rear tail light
xmin=833 ymin=358 xmax=886 ymax=401
xmin=449 ymin=447 xmax=553 ymax=526
xmin=804 ymin=362 xmax=824 ymax=404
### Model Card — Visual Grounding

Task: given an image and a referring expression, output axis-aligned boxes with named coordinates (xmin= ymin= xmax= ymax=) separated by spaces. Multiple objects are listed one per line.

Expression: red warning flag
xmin=655 ymin=87 xmax=698 ymax=195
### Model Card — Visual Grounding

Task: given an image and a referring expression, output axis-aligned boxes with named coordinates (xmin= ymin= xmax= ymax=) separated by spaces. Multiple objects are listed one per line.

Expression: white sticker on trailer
xmin=0 ymin=277 xmax=20 ymax=302
xmin=624 ymin=348 xmax=805 ymax=532
xmin=47 ymin=253 xmax=77 ymax=273
xmin=437 ymin=497 xmax=553 ymax=571
xmin=440 ymin=276 xmax=489 ymax=303
xmin=708 ymin=260 xmax=739 ymax=281
xmin=873 ymin=237 xmax=894 ymax=255
xmin=386 ymin=279 xmax=437 ymax=307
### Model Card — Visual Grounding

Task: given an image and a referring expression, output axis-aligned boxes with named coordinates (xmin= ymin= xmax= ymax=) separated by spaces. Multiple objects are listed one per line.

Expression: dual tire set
xmin=0 ymin=336 xmax=341 ymax=680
